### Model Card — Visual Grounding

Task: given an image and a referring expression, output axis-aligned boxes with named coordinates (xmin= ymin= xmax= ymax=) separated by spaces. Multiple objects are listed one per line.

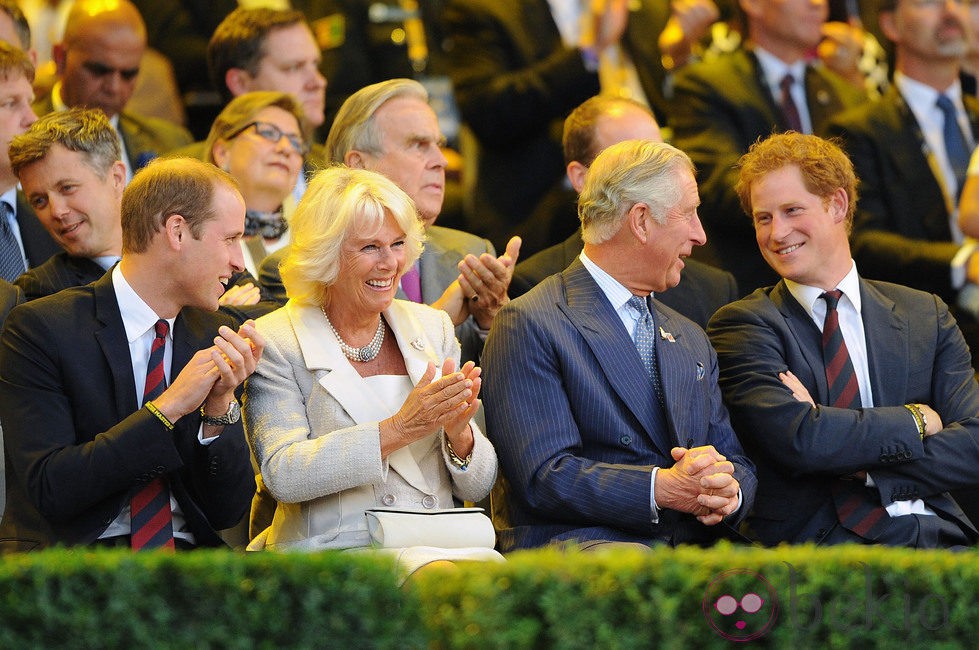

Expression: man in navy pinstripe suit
xmin=481 ymin=139 xmax=756 ymax=551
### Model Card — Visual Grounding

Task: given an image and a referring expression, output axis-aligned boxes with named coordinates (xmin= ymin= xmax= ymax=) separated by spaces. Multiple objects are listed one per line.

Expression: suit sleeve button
xmin=620 ymin=435 xmax=632 ymax=446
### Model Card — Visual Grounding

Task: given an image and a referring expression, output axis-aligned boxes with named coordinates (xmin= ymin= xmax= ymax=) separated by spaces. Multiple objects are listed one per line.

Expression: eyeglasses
xmin=227 ymin=121 xmax=308 ymax=156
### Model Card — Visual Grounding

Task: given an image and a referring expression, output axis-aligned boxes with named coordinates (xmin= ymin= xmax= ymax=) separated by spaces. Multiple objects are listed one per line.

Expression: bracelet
xmin=445 ymin=437 xmax=472 ymax=470
xmin=904 ymin=403 xmax=926 ymax=437
xmin=145 ymin=401 xmax=174 ymax=430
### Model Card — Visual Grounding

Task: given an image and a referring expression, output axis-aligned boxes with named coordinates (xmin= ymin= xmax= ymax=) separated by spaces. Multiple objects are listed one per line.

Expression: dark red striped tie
xmin=821 ymin=291 xmax=889 ymax=540
xmin=820 ymin=290 xmax=861 ymax=409
xmin=779 ymin=73 xmax=803 ymax=133
xmin=131 ymin=319 xmax=175 ymax=551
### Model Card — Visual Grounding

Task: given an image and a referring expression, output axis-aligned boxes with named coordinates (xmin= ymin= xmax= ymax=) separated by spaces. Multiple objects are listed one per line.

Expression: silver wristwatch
xmin=200 ymin=400 xmax=241 ymax=426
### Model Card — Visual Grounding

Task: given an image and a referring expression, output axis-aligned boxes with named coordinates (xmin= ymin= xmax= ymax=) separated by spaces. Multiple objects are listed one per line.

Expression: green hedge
xmin=1 ymin=544 xmax=977 ymax=648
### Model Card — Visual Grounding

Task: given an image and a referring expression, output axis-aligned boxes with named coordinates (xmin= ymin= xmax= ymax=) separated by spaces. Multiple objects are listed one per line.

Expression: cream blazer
xmin=244 ymin=299 xmax=497 ymax=551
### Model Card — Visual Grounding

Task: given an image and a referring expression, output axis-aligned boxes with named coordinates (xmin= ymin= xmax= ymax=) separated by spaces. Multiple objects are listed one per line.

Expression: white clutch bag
xmin=364 ymin=507 xmax=496 ymax=549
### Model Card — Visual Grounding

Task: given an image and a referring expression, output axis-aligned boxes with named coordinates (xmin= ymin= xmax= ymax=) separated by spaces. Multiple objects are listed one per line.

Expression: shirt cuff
xmin=197 ymin=423 xmax=218 ymax=445
xmin=950 ymin=240 xmax=978 ymax=289
xmin=650 ymin=467 xmax=660 ymax=524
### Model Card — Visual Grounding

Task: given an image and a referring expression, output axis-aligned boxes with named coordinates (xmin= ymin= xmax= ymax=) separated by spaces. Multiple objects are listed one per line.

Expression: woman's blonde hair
xmin=281 ymin=166 xmax=425 ymax=305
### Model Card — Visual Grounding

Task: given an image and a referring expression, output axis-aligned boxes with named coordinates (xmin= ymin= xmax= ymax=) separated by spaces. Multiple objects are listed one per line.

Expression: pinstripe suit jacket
xmin=481 ymin=259 xmax=756 ymax=550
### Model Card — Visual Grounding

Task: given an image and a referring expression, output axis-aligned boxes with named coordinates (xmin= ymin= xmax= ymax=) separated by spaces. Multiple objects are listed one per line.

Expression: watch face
xmin=203 ymin=401 xmax=241 ymax=425
xmin=226 ymin=401 xmax=241 ymax=423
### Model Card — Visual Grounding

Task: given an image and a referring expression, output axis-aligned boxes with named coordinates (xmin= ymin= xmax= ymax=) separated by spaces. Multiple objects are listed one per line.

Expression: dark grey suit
xmin=709 ymin=279 xmax=979 ymax=547
xmin=482 ymin=258 xmax=756 ymax=551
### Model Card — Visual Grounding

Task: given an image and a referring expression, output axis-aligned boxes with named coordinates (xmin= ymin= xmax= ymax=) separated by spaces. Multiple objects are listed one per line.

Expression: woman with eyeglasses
xmin=205 ymin=91 xmax=308 ymax=280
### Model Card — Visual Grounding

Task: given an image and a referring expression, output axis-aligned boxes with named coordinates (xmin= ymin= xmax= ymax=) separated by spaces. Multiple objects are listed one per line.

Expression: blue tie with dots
xmin=0 ymin=202 xmax=25 ymax=282
xmin=627 ymin=295 xmax=666 ymax=410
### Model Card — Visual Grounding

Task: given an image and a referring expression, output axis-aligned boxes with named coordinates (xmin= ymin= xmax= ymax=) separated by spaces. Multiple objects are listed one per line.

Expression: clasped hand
xmin=152 ymin=320 xmax=266 ymax=425
xmin=434 ymin=236 xmax=521 ymax=328
xmin=655 ymin=445 xmax=739 ymax=525
xmin=382 ymin=358 xmax=481 ymax=457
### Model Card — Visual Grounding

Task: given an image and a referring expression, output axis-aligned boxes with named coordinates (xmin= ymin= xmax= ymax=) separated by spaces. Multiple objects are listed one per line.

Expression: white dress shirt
xmin=785 ymin=261 xmax=933 ymax=517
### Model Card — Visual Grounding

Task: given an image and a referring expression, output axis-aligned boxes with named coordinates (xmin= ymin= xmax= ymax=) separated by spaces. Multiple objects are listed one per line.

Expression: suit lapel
xmin=859 ymin=280 xmax=909 ymax=403
xmin=806 ymin=67 xmax=846 ymax=131
xmin=559 ymin=260 xmax=668 ymax=454
xmin=770 ymin=281 xmax=831 ymax=403
xmin=417 ymin=234 xmax=459 ymax=304
xmin=884 ymin=88 xmax=953 ymax=239
xmin=92 ymin=273 xmax=138 ymax=417
xmin=289 ymin=300 xmax=436 ymax=494
xmin=745 ymin=50 xmax=783 ymax=129
xmin=650 ymin=305 xmax=683 ymax=447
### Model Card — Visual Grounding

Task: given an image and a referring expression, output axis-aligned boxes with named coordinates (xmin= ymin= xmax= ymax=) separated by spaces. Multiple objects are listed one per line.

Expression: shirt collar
xmin=895 ymin=71 xmax=962 ymax=114
xmin=754 ymin=46 xmax=807 ymax=92
xmin=1 ymin=187 xmax=16 ymax=216
xmin=784 ymin=260 xmax=862 ymax=315
xmin=579 ymin=249 xmax=643 ymax=311
xmin=111 ymin=264 xmax=175 ymax=343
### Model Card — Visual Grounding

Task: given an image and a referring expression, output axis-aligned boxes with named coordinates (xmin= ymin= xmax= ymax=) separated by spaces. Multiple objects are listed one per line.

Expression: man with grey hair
xmin=261 ymin=78 xmax=520 ymax=364
xmin=481 ymin=139 xmax=756 ymax=551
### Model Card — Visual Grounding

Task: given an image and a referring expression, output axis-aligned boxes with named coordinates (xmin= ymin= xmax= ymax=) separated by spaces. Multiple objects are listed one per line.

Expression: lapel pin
xmin=659 ymin=326 xmax=676 ymax=343
xmin=410 ymin=338 xmax=425 ymax=350
xmin=696 ymin=362 xmax=705 ymax=381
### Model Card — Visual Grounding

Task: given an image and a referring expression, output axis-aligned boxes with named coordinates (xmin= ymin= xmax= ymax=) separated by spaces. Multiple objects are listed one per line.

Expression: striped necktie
xmin=779 ymin=73 xmax=803 ymax=133
xmin=821 ymin=290 xmax=890 ymax=539
xmin=820 ymin=290 xmax=861 ymax=408
xmin=131 ymin=319 xmax=175 ymax=551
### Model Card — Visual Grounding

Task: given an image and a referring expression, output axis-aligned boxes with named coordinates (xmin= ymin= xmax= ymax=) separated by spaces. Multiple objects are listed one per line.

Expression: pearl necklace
xmin=321 ymin=307 xmax=384 ymax=362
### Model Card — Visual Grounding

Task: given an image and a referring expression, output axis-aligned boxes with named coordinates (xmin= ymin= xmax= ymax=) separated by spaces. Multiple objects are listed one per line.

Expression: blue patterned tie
xmin=627 ymin=295 xmax=666 ymax=409
xmin=0 ymin=202 xmax=25 ymax=282
xmin=936 ymin=94 xmax=970 ymax=199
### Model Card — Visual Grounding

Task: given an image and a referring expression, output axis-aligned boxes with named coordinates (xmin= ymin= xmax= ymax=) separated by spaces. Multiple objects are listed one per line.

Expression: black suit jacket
xmin=11 ymin=251 xmax=275 ymax=323
xmin=825 ymin=86 xmax=979 ymax=302
xmin=443 ymin=0 xmax=671 ymax=254
xmin=13 ymin=192 xmax=59 ymax=269
xmin=511 ymin=230 xmax=739 ymax=329
xmin=14 ymin=252 xmax=105 ymax=302
xmin=709 ymin=279 xmax=979 ymax=547
xmin=0 ymin=273 xmax=254 ymax=551
xmin=670 ymin=49 xmax=866 ymax=293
